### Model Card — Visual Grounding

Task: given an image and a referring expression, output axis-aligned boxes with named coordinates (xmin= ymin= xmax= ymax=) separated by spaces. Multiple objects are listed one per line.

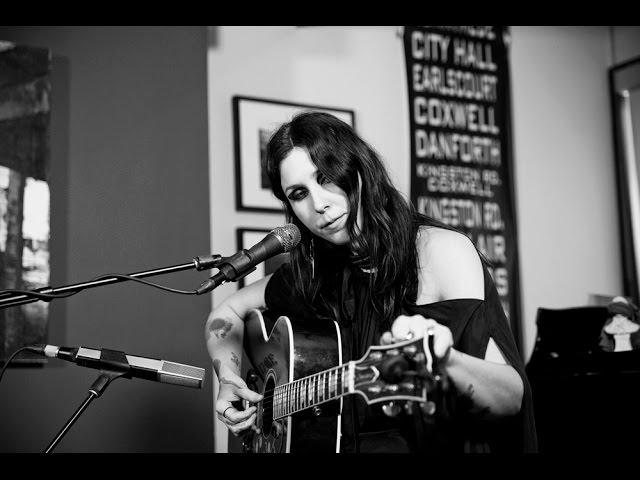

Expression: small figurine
xmin=599 ymin=296 xmax=640 ymax=352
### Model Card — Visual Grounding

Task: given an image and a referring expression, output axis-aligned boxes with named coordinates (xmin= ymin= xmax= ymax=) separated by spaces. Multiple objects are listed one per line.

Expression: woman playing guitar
xmin=205 ymin=112 xmax=536 ymax=453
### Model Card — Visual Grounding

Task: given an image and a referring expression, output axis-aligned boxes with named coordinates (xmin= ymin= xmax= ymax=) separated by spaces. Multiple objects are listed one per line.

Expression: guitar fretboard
xmin=273 ymin=363 xmax=351 ymax=419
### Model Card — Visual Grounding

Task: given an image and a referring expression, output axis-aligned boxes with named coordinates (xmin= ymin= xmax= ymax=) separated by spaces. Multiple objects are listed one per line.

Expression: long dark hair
xmin=265 ymin=111 xmax=450 ymax=323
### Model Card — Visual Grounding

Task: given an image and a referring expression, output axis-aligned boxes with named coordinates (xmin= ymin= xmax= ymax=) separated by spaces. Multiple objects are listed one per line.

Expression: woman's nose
xmin=311 ymin=191 xmax=330 ymax=213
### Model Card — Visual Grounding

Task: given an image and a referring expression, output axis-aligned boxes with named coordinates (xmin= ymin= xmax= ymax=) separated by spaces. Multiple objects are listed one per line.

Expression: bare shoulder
xmin=416 ymin=226 xmax=479 ymax=263
xmin=416 ymin=226 xmax=484 ymax=302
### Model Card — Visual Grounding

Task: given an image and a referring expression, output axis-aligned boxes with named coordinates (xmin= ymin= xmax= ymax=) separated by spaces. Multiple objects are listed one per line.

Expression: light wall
xmin=510 ymin=26 xmax=620 ymax=362
xmin=207 ymin=25 xmax=633 ymax=452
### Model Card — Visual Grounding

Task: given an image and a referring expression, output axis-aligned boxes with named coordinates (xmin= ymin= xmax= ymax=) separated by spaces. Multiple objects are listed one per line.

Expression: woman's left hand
xmin=380 ymin=315 xmax=454 ymax=364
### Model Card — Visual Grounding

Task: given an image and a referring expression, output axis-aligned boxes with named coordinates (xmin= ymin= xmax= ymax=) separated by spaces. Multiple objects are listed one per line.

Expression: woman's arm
xmin=386 ymin=227 xmax=523 ymax=418
xmin=204 ymin=274 xmax=272 ymax=435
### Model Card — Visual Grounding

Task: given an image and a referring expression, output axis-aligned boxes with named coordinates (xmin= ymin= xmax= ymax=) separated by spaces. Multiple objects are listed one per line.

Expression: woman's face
xmin=279 ymin=147 xmax=360 ymax=245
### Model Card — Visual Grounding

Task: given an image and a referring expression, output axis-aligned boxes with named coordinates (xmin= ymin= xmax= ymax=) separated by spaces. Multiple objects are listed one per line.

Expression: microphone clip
xmin=193 ymin=254 xmax=223 ymax=271
xmin=76 ymin=348 xmax=133 ymax=379
xmin=195 ymin=251 xmax=257 ymax=295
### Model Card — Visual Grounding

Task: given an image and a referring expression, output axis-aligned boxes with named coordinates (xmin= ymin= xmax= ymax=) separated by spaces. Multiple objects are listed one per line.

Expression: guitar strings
xmin=252 ymin=367 xmax=346 ymax=399
xmin=254 ymin=376 xmax=346 ymax=413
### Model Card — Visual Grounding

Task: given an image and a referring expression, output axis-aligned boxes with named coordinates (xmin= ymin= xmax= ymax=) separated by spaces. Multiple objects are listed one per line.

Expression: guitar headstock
xmin=351 ymin=333 xmax=435 ymax=405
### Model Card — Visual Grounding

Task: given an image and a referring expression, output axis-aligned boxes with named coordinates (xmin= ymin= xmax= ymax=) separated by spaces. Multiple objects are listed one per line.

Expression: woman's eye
xmin=288 ymin=189 xmax=307 ymax=201
xmin=317 ymin=172 xmax=329 ymax=185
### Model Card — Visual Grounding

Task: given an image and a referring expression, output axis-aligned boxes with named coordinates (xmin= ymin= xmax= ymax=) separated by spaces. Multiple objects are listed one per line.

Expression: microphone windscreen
xmin=271 ymin=224 xmax=301 ymax=252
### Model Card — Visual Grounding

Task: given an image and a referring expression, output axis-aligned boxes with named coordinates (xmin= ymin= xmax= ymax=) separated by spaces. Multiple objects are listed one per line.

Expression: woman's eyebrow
xmin=283 ymin=169 xmax=319 ymax=194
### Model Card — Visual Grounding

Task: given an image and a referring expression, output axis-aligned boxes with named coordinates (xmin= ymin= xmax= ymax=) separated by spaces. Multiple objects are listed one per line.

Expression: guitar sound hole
xmin=262 ymin=376 xmax=276 ymax=437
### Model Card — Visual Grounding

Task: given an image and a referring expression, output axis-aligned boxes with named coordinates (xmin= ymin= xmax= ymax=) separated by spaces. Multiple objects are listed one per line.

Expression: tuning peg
xmin=382 ymin=401 xmax=403 ymax=417
xmin=404 ymin=402 xmax=414 ymax=415
xmin=420 ymin=400 xmax=436 ymax=416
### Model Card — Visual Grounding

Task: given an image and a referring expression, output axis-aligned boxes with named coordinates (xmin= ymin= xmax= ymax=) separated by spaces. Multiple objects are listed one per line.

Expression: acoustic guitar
xmin=236 ymin=308 xmax=441 ymax=453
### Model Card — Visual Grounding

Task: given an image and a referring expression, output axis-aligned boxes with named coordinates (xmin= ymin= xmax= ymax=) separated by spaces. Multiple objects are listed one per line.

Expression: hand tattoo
xmin=208 ymin=318 xmax=233 ymax=340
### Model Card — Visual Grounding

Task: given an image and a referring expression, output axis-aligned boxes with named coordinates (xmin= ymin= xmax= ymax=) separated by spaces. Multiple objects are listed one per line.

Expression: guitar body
xmin=242 ymin=309 xmax=343 ymax=453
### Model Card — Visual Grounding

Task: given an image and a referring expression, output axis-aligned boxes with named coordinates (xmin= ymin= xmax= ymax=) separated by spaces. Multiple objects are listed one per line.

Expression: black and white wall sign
xmin=404 ymin=26 xmax=521 ymax=345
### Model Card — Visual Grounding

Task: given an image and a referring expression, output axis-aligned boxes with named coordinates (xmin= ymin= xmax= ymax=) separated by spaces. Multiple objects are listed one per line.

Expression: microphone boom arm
xmin=0 ymin=255 xmax=223 ymax=310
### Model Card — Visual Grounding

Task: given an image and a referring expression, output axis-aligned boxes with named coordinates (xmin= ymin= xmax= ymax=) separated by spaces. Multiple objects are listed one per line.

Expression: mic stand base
xmin=44 ymin=370 xmax=129 ymax=453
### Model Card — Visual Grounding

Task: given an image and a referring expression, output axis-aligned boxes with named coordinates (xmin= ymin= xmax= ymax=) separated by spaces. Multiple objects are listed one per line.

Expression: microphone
xmin=27 ymin=344 xmax=205 ymax=389
xmin=196 ymin=223 xmax=301 ymax=294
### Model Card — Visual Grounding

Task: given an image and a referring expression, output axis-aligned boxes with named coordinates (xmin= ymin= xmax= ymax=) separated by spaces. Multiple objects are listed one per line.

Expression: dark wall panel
xmin=0 ymin=26 xmax=213 ymax=452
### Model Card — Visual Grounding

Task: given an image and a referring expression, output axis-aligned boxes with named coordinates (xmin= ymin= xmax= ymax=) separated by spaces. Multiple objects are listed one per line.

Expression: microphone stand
xmin=44 ymin=368 xmax=129 ymax=453
xmin=0 ymin=254 xmax=222 ymax=310
xmin=0 ymin=255 xmax=221 ymax=451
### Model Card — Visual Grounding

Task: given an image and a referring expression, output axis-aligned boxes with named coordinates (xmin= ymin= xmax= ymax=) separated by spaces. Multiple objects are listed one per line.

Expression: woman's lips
xmin=321 ymin=213 xmax=346 ymax=231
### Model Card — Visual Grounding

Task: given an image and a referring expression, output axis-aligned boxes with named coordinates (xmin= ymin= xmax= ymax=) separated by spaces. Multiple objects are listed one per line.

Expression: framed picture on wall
xmin=0 ymin=42 xmax=52 ymax=366
xmin=235 ymin=228 xmax=290 ymax=288
xmin=232 ymin=96 xmax=355 ymax=213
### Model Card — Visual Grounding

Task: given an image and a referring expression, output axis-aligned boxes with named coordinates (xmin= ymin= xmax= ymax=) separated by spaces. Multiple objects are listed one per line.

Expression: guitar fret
xmin=299 ymin=379 xmax=303 ymax=411
xmin=274 ymin=386 xmax=278 ymax=418
xmin=324 ymin=371 xmax=328 ymax=400
xmin=312 ymin=375 xmax=317 ymax=405
xmin=293 ymin=380 xmax=297 ymax=413
xmin=302 ymin=378 xmax=306 ymax=409
xmin=332 ymin=369 xmax=336 ymax=398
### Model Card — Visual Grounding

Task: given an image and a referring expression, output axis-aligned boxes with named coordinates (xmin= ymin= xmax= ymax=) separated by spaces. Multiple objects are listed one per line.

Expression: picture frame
xmin=232 ymin=95 xmax=356 ymax=213
xmin=0 ymin=42 xmax=52 ymax=366
xmin=235 ymin=228 xmax=290 ymax=288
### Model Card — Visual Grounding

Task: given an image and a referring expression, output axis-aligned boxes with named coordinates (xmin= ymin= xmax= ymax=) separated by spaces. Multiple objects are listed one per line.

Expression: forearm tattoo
xmin=230 ymin=352 xmax=240 ymax=369
xmin=463 ymin=384 xmax=491 ymax=417
xmin=207 ymin=318 xmax=233 ymax=340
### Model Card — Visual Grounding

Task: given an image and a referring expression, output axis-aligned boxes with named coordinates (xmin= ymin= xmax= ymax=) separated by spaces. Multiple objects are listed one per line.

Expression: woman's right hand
xmin=215 ymin=365 xmax=263 ymax=436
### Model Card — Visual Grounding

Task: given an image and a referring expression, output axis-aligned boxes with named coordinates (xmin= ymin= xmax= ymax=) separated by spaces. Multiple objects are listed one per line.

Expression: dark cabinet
xmin=526 ymin=307 xmax=640 ymax=452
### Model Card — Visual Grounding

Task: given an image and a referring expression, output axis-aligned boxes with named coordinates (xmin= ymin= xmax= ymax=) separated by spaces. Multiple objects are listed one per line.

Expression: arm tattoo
xmin=466 ymin=384 xmax=475 ymax=398
xmin=231 ymin=352 xmax=240 ymax=368
xmin=207 ymin=318 xmax=233 ymax=340
xmin=464 ymin=384 xmax=491 ymax=417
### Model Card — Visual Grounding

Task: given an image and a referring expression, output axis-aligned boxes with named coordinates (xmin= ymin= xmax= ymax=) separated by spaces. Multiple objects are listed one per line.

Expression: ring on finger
xmin=223 ymin=406 xmax=233 ymax=419
xmin=404 ymin=331 xmax=414 ymax=340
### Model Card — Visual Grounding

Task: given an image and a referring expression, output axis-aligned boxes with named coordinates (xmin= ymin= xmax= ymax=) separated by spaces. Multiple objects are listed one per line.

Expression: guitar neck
xmin=272 ymin=363 xmax=352 ymax=420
